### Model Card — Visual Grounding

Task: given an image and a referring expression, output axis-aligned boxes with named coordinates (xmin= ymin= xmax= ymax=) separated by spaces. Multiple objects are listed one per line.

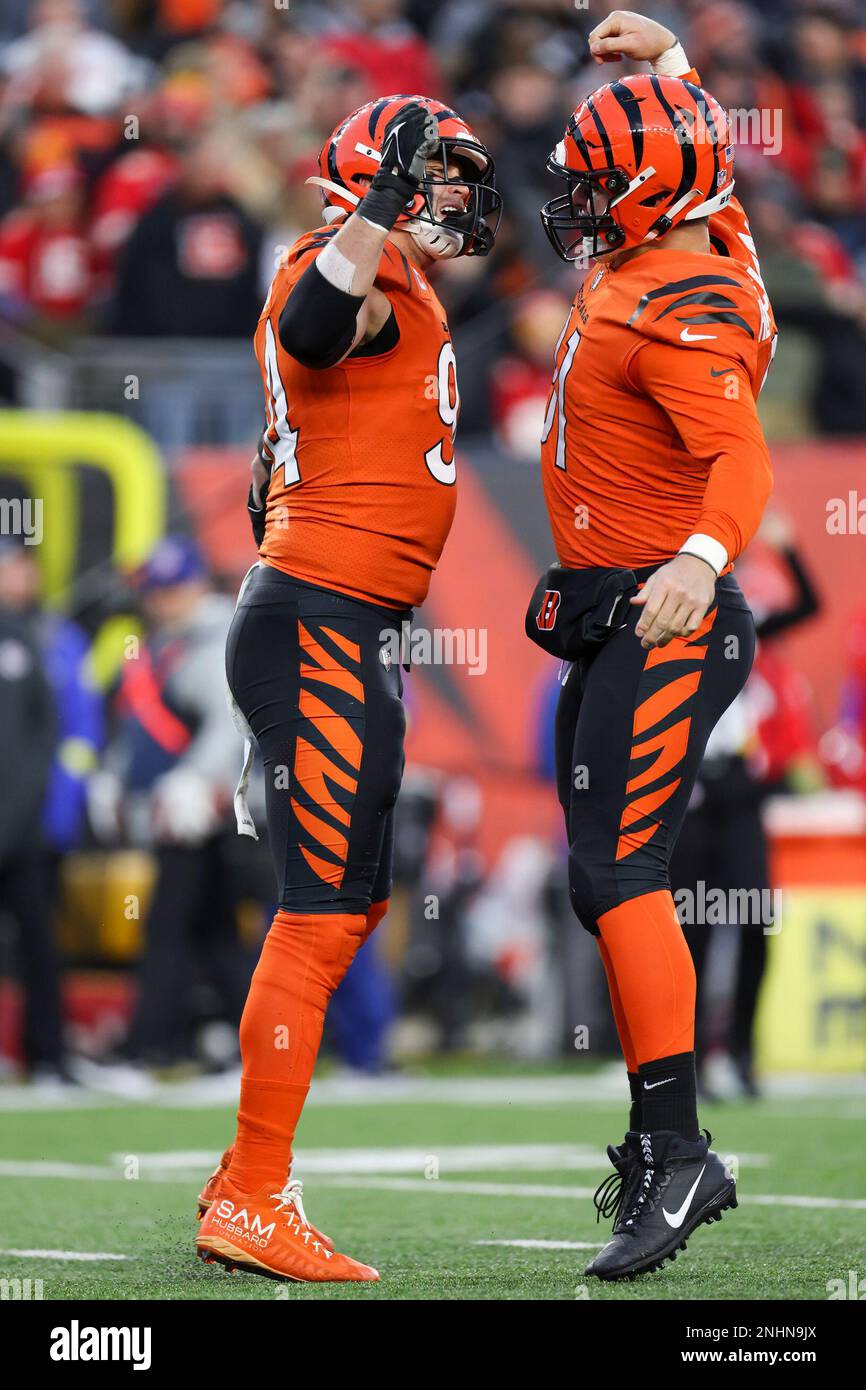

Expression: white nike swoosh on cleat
xmin=643 ymin=1077 xmax=675 ymax=1090
xmin=662 ymin=1165 xmax=706 ymax=1229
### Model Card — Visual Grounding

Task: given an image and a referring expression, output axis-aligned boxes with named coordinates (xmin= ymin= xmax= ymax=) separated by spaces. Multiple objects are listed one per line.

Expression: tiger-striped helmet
xmin=541 ymin=74 xmax=734 ymax=261
xmin=308 ymin=94 xmax=502 ymax=258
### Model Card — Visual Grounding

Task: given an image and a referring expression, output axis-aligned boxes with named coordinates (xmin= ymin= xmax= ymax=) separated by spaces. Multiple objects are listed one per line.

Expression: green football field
xmin=1 ymin=1068 xmax=864 ymax=1302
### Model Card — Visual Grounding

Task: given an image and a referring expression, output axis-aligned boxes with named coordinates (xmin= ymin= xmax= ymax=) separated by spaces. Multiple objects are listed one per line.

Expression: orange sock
xmin=360 ymin=897 xmax=389 ymax=947
xmin=597 ymin=936 xmax=638 ymax=1073
xmin=597 ymin=889 xmax=695 ymax=1065
xmin=228 ymin=908 xmax=366 ymax=1193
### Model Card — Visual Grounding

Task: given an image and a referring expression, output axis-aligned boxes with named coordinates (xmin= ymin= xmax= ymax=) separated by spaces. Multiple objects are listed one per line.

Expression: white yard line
xmin=2 ymin=1071 xmax=864 ymax=1112
xmin=314 ymin=1175 xmax=866 ymax=1211
xmin=0 ymin=1143 xmax=770 ymax=1184
xmin=110 ymin=1143 xmax=610 ymax=1173
xmin=0 ymin=1248 xmax=130 ymax=1261
xmin=0 ymin=1154 xmax=861 ymax=1214
xmin=0 ymin=1161 xmax=121 ymax=1181
xmin=476 ymin=1239 xmax=602 ymax=1251
xmin=112 ymin=1143 xmax=771 ymax=1175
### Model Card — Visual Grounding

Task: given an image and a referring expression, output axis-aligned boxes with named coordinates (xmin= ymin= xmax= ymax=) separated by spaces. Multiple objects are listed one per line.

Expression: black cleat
xmin=585 ymin=1129 xmax=736 ymax=1282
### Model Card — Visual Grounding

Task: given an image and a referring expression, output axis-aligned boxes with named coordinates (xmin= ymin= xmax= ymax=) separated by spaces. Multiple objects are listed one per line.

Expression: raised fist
xmin=376 ymin=101 xmax=440 ymax=190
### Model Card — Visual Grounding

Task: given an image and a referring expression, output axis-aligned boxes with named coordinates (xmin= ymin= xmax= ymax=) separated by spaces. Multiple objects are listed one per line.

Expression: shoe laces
xmin=622 ymin=1133 xmax=659 ymax=1228
xmin=268 ymin=1178 xmax=333 ymax=1259
xmin=270 ymin=1177 xmax=311 ymax=1228
xmin=592 ymin=1169 xmax=628 ymax=1225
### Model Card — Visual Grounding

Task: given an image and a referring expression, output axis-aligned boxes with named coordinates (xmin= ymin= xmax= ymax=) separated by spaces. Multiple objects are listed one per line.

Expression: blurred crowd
xmin=2 ymin=2 xmax=866 ymax=1090
xmin=0 ymin=0 xmax=865 ymax=432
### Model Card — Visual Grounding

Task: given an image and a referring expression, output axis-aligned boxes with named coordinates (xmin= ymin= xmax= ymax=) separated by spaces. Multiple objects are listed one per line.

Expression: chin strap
xmin=405 ymin=217 xmax=465 ymax=259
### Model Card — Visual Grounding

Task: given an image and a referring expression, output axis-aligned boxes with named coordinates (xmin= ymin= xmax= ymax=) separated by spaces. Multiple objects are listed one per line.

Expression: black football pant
xmin=554 ymin=575 xmax=756 ymax=934
xmin=225 ymin=566 xmax=408 ymax=915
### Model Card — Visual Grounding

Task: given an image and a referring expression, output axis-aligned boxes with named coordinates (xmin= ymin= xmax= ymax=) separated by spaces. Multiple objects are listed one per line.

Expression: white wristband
xmin=652 ymin=41 xmax=690 ymax=77
xmin=678 ymin=533 xmax=728 ymax=577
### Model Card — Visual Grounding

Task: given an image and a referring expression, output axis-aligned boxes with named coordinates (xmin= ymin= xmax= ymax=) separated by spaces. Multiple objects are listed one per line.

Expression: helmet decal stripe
xmin=585 ymin=94 xmax=614 ymax=167
xmin=609 ymin=81 xmax=644 ymax=168
xmin=682 ymin=79 xmax=720 ymax=190
xmin=648 ymin=75 xmax=695 ymax=207
xmin=367 ymin=98 xmax=391 ymax=140
xmin=327 ymin=138 xmax=350 ymax=192
xmin=567 ymin=116 xmax=595 ymax=171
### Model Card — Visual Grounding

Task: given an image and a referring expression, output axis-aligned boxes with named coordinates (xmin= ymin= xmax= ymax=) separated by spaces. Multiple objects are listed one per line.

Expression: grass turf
xmin=1 ymin=1077 xmax=864 ymax=1301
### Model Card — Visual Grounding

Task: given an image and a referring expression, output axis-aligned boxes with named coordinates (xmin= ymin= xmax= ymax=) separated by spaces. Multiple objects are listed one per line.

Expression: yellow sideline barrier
xmin=59 ymin=851 xmax=156 ymax=962
xmin=0 ymin=410 xmax=166 ymax=603
xmin=756 ymin=889 xmax=866 ymax=1072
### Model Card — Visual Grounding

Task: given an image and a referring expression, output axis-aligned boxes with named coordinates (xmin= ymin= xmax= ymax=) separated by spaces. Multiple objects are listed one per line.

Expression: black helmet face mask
xmin=413 ymin=139 xmax=503 ymax=257
xmin=540 ymin=157 xmax=630 ymax=262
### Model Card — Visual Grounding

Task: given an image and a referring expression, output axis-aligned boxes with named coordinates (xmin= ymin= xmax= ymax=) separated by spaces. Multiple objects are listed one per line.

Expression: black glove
xmin=248 ymin=477 xmax=269 ymax=548
xmin=357 ymin=102 xmax=440 ymax=233
xmin=248 ymin=433 xmax=271 ymax=547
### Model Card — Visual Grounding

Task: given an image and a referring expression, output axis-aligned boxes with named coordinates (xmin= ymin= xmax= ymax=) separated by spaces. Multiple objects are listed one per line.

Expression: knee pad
xmin=568 ymin=811 xmax=670 ymax=936
xmin=567 ymin=814 xmax=628 ymax=934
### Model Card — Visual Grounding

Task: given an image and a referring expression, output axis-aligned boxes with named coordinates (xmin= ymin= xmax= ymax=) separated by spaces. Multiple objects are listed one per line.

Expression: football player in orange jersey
xmin=529 ymin=12 xmax=776 ymax=1281
xmin=194 ymin=96 xmax=501 ymax=1282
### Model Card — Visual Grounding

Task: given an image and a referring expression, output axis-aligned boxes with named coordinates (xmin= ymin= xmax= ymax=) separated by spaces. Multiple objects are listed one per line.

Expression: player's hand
xmin=587 ymin=10 xmax=677 ymax=65
xmin=249 ymin=451 xmax=270 ymax=547
xmin=630 ymin=554 xmax=716 ymax=649
xmin=376 ymin=101 xmax=440 ymax=190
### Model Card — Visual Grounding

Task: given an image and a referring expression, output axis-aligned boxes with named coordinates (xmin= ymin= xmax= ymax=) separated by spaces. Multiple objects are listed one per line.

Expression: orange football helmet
xmin=541 ymin=74 xmax=734 ymax=261
xmin=308 ymin=94 xmax=502 ymax=257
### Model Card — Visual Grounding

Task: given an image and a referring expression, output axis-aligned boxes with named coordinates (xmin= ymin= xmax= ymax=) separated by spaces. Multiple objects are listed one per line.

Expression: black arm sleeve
xmin=278 ymin=259 xmax=365 ymax=369
xmin=756 ymin=545 xmax=821 ymax=642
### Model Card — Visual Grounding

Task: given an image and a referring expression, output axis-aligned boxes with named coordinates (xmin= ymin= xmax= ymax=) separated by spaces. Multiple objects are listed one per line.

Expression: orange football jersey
xmin=256 ymin=228 xmax=458 ymax=609
xmin=541 ymin=195 xmax=776 ymax=572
